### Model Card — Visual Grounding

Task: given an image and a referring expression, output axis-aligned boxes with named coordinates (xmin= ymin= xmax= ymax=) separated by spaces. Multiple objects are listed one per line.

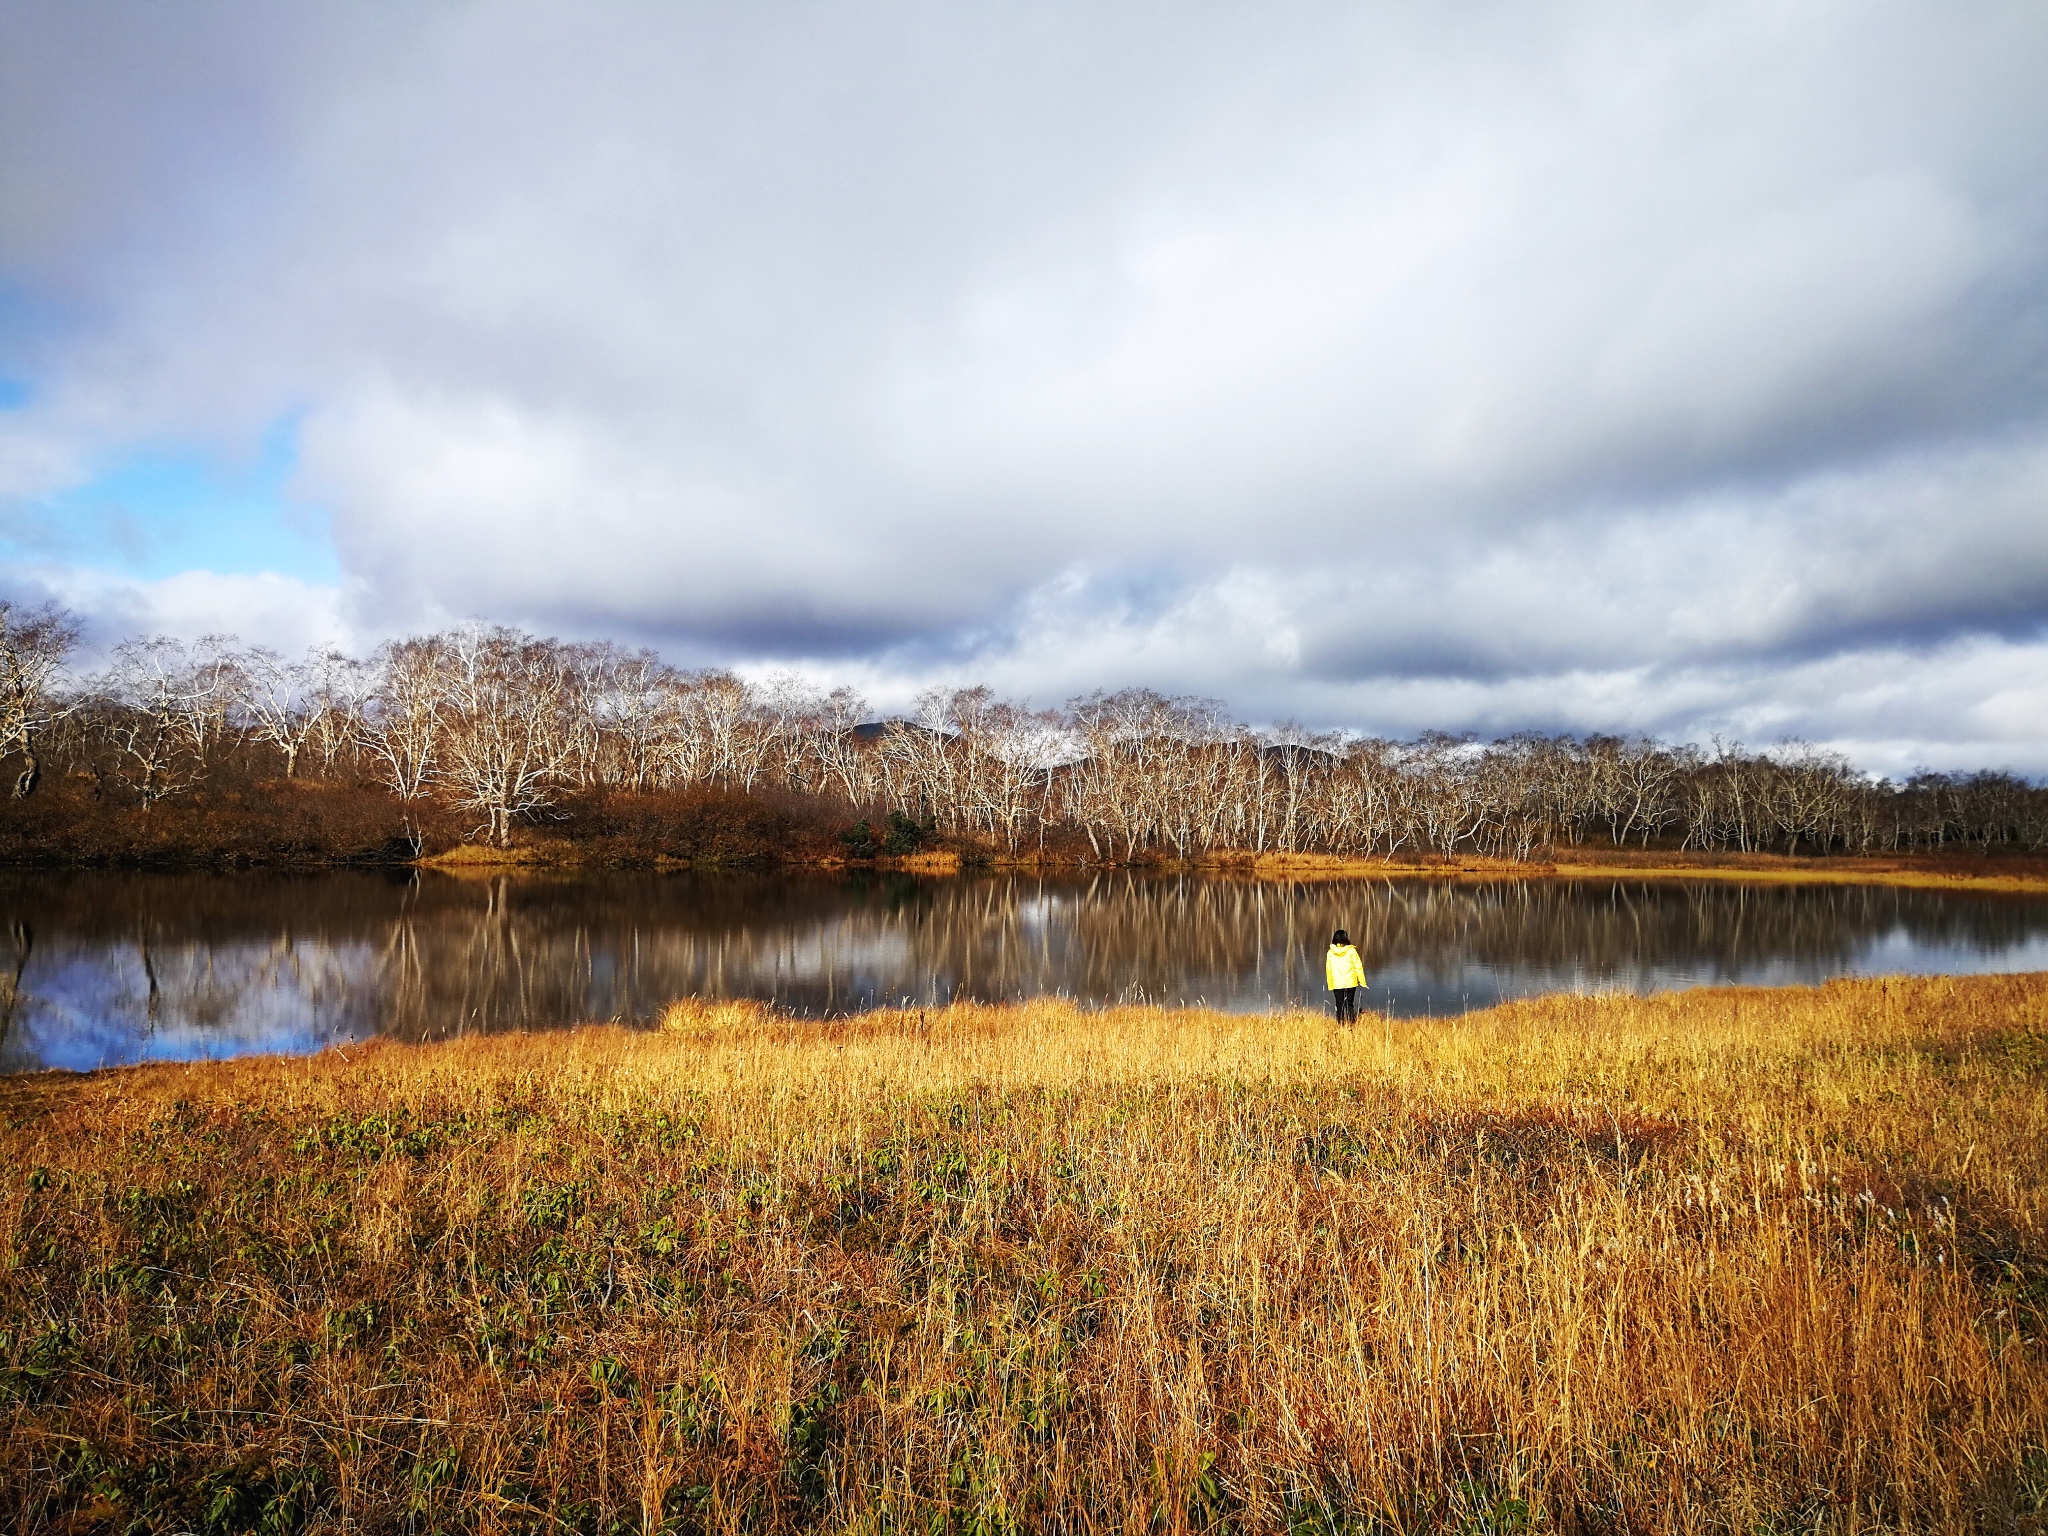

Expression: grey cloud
xmin=2 ymin=1 xmax=2046 ymax=770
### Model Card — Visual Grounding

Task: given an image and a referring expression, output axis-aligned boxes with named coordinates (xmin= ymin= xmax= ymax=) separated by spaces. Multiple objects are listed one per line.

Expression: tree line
xmin=2 ymin=601 xmax=2042 ymax=859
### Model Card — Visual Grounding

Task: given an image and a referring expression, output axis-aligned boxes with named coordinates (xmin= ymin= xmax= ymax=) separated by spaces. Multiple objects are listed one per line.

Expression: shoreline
xmin=6 ymin=778 xmax=2044 ymax=891
xmin=411 ymin=841 xmax=2048 ymax=894
xmin=1211 ymin=848 xmax=2048 ymax=894
xmin=5 ymin=839 xmax=2045 ymax=894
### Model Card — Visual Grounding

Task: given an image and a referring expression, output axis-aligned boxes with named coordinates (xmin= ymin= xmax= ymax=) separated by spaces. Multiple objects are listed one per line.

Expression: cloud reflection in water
xmin=2 ymin=870 xmax=2046 ymax=1073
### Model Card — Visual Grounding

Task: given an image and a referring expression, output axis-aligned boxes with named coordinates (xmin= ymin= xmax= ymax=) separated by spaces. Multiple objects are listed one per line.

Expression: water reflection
xmin=3 ymin=869 xmax=2046 ymax=1072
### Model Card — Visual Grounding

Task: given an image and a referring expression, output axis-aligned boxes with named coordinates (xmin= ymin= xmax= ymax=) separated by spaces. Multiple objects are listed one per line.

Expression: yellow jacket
xmin=1325 ymin=943 xmax=1366 ymax=990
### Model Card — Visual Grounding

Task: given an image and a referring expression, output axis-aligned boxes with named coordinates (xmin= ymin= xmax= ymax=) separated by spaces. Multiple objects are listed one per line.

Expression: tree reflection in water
xmin=3 ymin=869 xmax=2046 ymax=1071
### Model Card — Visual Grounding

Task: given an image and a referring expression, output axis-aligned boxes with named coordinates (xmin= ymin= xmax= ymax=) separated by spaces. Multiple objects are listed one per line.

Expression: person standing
xmin=1325 ymin=928 xmax=1366 ymax=1022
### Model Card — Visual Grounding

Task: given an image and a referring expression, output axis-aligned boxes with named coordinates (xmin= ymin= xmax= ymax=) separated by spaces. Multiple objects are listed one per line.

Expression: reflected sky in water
xmin=2 ymin=869 xmax=2045 ymax=1072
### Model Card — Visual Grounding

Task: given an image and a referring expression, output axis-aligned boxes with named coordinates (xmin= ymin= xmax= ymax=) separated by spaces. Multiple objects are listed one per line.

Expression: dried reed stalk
xmin=3 ymin=973 xmax=2044 ymax=1532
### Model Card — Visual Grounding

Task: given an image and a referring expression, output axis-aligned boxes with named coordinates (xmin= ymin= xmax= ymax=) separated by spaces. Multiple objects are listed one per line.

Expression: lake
xmin=3 ymin=868 xmax=2045 ymax=1073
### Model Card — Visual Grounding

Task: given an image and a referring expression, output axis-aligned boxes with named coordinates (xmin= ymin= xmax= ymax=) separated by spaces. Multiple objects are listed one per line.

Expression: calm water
xmin=2 ymin=868 xmax=2046 ymax=1073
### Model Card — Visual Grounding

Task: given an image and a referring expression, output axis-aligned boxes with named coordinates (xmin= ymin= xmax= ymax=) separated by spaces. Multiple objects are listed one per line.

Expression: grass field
xmin=3 ymin=977 xmax=2046 ymax=1534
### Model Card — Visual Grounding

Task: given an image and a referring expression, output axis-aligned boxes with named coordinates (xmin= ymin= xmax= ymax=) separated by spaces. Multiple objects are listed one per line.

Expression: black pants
xmin=1331 ymin=987 xmax=1358 ymax=1023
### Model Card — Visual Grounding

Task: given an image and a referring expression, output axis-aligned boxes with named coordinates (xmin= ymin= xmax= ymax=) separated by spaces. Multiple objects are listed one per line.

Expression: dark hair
xmin=1332 ymin=929 xmax=1350 ymax=945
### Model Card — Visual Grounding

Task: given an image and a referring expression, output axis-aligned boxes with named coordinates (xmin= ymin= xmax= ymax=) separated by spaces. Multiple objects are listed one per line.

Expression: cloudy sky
xmin=2 ymin=2 xmax=2045 ymax=774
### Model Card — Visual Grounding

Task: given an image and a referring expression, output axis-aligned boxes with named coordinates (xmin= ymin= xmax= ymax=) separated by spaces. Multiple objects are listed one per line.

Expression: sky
xmin=1 ymin=2 xmax=2045 ymax=777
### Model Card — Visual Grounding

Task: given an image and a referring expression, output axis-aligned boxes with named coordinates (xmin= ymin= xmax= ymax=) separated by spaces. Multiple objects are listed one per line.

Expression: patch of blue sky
xmin=0 ymin=376 xmax=29 ymax=409
xmin=8 ymin=411 xmax=340 ymax=583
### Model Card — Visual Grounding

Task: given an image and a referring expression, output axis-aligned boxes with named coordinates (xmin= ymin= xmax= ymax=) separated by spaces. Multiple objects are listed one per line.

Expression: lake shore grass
xmin=4 ymin=977 xmax=2047 ymax=1533
xmin=1544 ymin=860 xmax=2048 ymax=895
xmin=412 ymin=841 xmax=2048 ymax=895
xmin=407 ymin=842 xmax=2048 ymax=895
xmin=1198 ymin=847 xmax=2048 ymax=894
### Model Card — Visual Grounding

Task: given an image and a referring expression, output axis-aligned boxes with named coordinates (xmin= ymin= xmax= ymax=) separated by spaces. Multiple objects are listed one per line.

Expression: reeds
xmin=4 ymin=974 xmax=2045 ymax=1533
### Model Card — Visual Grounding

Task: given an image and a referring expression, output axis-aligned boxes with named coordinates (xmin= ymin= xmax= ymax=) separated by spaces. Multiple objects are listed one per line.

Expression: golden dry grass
xmin=1205 ymin=849 xmax=2048 ymax=894
xmin=1542 ymin=864 xmax=2048 ymax=896
xmin=3 ymin=976 xmax=2047 ymax=1534
xmin=418 ymin=842 xmax=580 ymax=871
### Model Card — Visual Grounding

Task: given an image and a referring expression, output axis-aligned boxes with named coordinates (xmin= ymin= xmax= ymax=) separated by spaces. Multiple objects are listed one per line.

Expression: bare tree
xmin=1609 ymin=737 xmax=1687 ymax=846
xmin=807 ymin=686 xmax=875 ymax=804
xmin=681 ymin=671 xmax=765 ymax=791
xmin=361 ymin=636 xmax=449 ymax=799
xmin=432 ymin=626 xmax=579 ymax=846
xmin=304 ymin=646 xmax=373 ymax=777
xmin=579 ymin=644 xmax=676 ymax=793
xmin=88 ymin=637 xmax=231 ymax=808
xmin=233 ymin=646 xmax=321 ymax=777
xmin=10 ymin=609 xmax=2045 ymax=859
xmin=179 ymin=637 xmax=244 ymax=766
xmin=757 ymin=673 xmax=824 ymax=794
xmin=0 ymin=600 xmax=81 ymax=798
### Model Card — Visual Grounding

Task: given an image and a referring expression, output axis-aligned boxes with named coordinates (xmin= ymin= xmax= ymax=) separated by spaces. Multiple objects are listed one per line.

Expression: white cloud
xmin=1592 ymin=173 xmax=1982 ymax=442
xmin=16 ymin=562 xmax=357 ymax=662
xmin=0 ymin=1 xmax=2044 ymax=770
